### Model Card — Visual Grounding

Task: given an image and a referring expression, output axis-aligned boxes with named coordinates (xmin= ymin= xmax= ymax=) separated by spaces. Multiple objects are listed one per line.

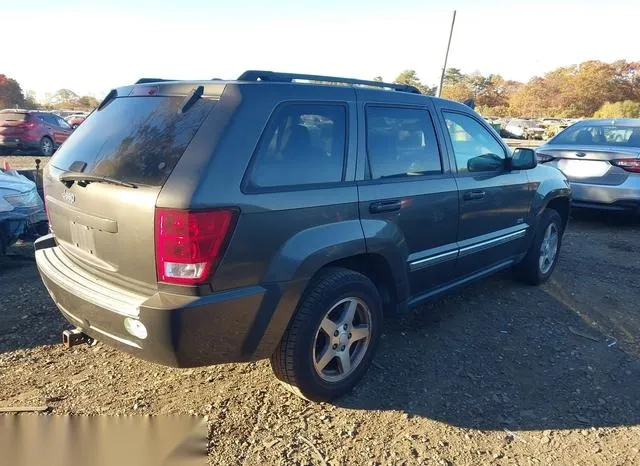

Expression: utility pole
xmin=438 ymin=10 xmax=457 ymax=97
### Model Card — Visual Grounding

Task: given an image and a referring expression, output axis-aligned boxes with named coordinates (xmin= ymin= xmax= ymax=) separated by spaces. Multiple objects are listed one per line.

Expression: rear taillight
xmin=536 ymin=153 xmax=555 ymax=163
xmin=19 ymin=121 xmax=36 ymax=130
xmin=611 ymin=158 xmax=640 ymax=173
xmin=154 ymin=208 xmax=236 ymax=285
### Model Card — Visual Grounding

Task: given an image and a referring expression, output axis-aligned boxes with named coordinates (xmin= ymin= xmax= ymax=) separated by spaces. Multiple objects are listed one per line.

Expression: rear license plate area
xmin=559 ymin=160 xmax=610 ymax=178
xmin=70 ymin=222 xmax=97 ymax=255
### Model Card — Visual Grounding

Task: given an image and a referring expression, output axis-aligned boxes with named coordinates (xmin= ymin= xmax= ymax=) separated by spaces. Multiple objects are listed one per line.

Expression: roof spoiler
xmin=135 ymin=78 xmax=177 ymax=84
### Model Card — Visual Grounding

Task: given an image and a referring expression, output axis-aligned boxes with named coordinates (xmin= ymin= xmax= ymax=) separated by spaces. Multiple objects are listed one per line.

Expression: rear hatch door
xmin=0 ymin=112 xmax=29 ymax=138
xmin=44 ymin=86 xmax=217 ymax=293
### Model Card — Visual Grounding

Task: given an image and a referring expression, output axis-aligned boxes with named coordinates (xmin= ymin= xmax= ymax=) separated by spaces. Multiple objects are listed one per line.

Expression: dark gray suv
xmin=35 ymin=71 xmax=571 ymax=401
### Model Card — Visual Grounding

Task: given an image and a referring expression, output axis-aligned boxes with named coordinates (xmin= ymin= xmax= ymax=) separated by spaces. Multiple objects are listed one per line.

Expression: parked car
xmin=34 ymin=71 xmax=571 ymax=401
xmin=537 ymin=119 xmax=640 ymax=213
xmin=543 ymin=122 xmax=570 ymax=140
xmin=0 ymin=167 xmax=47 ymax=254
xmin=503 ymin=119 xmax=546 ymax=140
xmin=0 ymin=110 xmax=73 ymax=156
xmin=65 ymin=114 xmax=87 ymax=129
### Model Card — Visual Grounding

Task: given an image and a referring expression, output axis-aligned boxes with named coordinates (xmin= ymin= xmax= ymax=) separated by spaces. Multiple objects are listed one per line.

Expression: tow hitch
xmin=62 ymin=328 xmax=95 ymax=348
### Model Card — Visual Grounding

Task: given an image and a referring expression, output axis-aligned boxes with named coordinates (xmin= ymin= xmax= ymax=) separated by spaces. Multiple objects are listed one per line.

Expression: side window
xmin=39 ymin=114 xmax=54 ymax=125
xmin=56 ymin=116 xmax=71 ymax=129
xmin=366 ymin=107 xmax=442 ymax=179
xmin=443 ymin=111 xmax=506 ymax=173
xmin=246 ymin=103 xmax=346 ymax=189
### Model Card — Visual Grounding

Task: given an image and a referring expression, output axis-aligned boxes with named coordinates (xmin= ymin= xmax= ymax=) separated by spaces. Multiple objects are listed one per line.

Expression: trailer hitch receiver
xmin=62 ymin=328 xmax=95 ymax=348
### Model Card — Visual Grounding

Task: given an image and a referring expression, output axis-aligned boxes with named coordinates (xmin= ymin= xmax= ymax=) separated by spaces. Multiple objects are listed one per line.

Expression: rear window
xmin=50 ymin=96 xmax=216 ymax=186
xmin=0 ymin=113 xmax=27 ymax=121
xmin=552 ymin=124 xmax=640 ymax=147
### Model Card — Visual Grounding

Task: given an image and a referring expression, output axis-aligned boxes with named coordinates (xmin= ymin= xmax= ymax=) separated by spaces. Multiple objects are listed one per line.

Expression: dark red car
xmin=0 ymin=110 xmax=73 ymax=156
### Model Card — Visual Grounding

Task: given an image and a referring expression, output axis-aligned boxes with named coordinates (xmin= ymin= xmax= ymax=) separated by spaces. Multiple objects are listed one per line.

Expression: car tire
xmin=40 ymin=137 xmax=54 ymax=156
xmin=515 ymin=209 xmax=564 ymax=285
xmin=270 ymin=267 xmax=383 ymax=402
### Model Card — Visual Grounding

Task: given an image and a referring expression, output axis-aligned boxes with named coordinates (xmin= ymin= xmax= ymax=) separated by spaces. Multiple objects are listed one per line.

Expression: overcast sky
xmin=3 ymin=0 xmax=639 ymax=100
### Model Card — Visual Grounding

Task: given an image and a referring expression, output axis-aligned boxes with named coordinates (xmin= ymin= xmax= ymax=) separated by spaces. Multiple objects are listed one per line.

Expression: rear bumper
xmin=0 ymin=138 xmax=40 ymax=151
xmin=35 ymin=235 xmax=298 ymax=367
xmin=570 ymin=177 xmax=640 ymax=211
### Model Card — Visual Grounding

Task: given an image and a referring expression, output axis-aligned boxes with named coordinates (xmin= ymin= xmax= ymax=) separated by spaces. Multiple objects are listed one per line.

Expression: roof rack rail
xmin=135 ymin=78 xmax=176 ymax=84
xmin=237 ymin=70 xmax=422 ymax=94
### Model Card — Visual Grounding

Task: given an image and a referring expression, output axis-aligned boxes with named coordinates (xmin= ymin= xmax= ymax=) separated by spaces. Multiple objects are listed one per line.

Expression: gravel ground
xmin=1 ymin=156 xmax=639 ymax=464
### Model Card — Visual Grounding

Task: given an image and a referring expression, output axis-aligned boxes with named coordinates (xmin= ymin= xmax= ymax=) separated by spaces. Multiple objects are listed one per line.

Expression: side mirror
xmin=467 ymin=153 xmax=504 ymax=172
xmin=509 ymin=148 xmax=537 ymax=170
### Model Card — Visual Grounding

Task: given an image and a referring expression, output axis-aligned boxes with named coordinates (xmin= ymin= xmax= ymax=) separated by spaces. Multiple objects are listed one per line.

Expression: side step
xmin=62 ymin=328 xmax=95 ymax=348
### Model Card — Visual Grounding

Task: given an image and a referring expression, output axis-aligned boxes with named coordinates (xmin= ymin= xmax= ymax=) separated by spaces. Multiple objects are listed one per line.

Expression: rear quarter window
xmin=244 ymin=103 xmax=347 ymax=191
xmin=50 ymin=96 xmax=216 ymax=186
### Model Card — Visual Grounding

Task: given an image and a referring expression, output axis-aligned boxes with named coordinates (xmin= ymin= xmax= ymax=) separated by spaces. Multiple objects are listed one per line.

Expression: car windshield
xmin=551 ymin=124 xmax=640 ymax=147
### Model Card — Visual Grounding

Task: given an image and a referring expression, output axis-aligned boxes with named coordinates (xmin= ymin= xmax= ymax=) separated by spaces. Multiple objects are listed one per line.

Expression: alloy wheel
xmin=539 ymin=223 xmax=559 ymax=274
xmin=312 ymin=297 xmax=372 ymax=383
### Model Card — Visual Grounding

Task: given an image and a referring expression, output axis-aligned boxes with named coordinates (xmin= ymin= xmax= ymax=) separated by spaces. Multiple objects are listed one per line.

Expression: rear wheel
xmin=270 ymin=268 xmax=383 ymax=401
xmin=40 ymin=137 xmax=54 ymax=156
xmin=515 ymin=209 xmax=563 ymax=285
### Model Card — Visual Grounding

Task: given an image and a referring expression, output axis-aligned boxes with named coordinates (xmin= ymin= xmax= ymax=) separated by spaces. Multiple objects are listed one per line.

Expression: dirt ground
xmin=1 ymin=153 xmax=639 ymax=465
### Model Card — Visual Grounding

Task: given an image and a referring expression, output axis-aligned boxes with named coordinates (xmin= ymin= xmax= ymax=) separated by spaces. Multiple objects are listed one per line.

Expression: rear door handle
xmin=463 ymin=190 xmax=486 ymax=201
xmin=369 ymin=200 xmax=402 ymax=214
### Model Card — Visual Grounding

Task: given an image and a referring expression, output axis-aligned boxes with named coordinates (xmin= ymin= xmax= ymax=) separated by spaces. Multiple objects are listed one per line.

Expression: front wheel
xmin=270 ymin=268 xmax=383 ymax=401
xmin=515 ymin=209 xmax=563 ymax=285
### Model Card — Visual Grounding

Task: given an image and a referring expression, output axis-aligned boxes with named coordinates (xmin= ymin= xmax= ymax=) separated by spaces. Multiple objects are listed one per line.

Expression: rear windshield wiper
xmin=59 ymin=173 xmax=138 ymax=188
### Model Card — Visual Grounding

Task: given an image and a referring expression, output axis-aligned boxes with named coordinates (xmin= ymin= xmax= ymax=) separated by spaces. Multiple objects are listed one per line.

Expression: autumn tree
xmin=44 ymin=89 xmax=98 ymax=111
xmin=0 ymin=74 xmax=27 ymax=109
xmin=594 ymin=100 xmax=640 ymax=118
xmin=440 ymin=70 xmax=522 ymax=114
xmin=47 ymin=88 xmax=80 ymax=107
xmin=77 ymin=95 xmax=99 ymax=110
xmin=508 ymin=60 xmax=640 ymax=117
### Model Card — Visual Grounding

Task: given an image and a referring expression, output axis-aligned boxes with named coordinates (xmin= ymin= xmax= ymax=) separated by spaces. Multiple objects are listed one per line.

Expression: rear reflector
xmin=611 ymin=158 xmax=640 ymax=173
xmin=154 ymin=208 xmax=236 ymax=285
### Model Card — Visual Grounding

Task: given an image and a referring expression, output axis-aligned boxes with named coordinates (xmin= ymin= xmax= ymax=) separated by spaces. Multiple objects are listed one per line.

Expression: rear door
xmin=44 ymin=89 xmax=217 ymax=293
xmin=437 ymin=106 xmax=533 ymax=277
xmin=39 ymin=114 xmax=60 ymax=143
xmin=53 ymin=115 xmax=73 ymax=144
xmin=356 ymin=91 xmax=459 ymax=297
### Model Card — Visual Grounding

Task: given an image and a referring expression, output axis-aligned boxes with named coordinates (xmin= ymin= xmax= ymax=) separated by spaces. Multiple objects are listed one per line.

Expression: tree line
xmin=0 ymin=74 xmax=99 ymax=112
xmin=391 ymin=60 xmax=640 ymax=118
